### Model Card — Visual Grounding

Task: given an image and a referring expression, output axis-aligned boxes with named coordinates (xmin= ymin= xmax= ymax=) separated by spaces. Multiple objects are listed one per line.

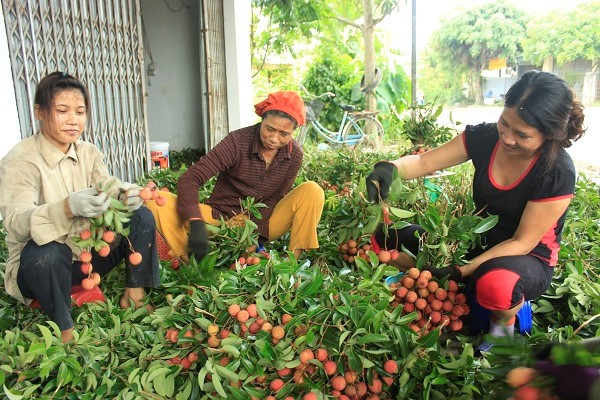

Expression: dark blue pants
xmin=17 ymin=206 xmax=160 ymax=331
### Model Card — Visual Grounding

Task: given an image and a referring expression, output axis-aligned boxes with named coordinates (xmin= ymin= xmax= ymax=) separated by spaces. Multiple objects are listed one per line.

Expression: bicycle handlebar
xmin=299 ymin=84 xmax=336 ymax=100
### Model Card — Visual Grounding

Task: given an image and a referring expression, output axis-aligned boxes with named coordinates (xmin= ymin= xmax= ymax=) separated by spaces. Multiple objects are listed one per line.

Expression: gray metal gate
xmin=1 ymin=0 xmax=149 ymax=182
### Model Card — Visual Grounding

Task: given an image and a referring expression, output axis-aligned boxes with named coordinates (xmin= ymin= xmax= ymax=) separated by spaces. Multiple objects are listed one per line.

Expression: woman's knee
xmin=474 ymin=266 xmax=521 ymax=311
xmin=21 ymin=241 xmax=71 ymax=266
xmin=19 ymin=241 xmax=72 ymax=279
xmin=299 ymin=181 xmax=325 ymax=203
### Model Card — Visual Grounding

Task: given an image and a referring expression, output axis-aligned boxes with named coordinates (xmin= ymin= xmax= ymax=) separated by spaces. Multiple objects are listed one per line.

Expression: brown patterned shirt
xmin=176 ymin=123 xmax=303 ymax=238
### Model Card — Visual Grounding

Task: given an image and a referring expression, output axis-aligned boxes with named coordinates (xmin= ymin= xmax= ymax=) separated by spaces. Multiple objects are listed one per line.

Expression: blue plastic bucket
xmin=385 ymin=273 xmax=404 ymax=285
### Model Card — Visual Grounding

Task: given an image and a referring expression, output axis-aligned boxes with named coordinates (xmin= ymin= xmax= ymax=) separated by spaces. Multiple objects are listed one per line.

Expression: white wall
xmin=223 ymin=0 xmax=254 ymax=130
xmin=0 ymin=8 xmax=23 ymax=158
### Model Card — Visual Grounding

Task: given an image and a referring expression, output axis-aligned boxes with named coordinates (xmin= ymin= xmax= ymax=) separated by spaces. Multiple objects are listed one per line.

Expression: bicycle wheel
xmin=342 ymin=116 xmax=384 ymax=150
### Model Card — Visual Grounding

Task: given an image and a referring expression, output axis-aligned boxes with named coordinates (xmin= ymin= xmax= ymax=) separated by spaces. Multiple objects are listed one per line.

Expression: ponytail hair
xmin=504 ymin=70 xmax=586 ymax=172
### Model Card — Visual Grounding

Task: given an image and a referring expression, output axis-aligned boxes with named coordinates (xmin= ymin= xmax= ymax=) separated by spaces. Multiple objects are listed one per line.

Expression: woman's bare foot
xmin=120 ymin=287 xmax=154 ymax=312
xmin=61 ymin=328 xmax=74 ymax=343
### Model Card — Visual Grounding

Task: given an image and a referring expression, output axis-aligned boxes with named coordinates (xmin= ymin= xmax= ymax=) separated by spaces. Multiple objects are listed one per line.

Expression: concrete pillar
xmin=223 ymin=0 xmax=254 ymax=130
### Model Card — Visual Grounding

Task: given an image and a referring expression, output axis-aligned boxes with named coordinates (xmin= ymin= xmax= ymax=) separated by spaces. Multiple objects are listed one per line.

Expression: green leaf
xmin=26 ymin=342 xmax=46 ymax=357
xmin=360 ymin=355 xmax=375 ymax=369
xmin=147 ymin=367 xmax=171 ymax=383
xmin=389 ymin=206 xmax=416 ymax=219
xmin=370 ymin=264 xmax=388 ymax=282
xmin=211 ymin=373 xmax=227 ymax=398
xmin=256 ymin=339 xmax=276 ymax=361
xmin=153 ymin=373 xmax=175 ymax=398
xmin=104 ymin=208 xmax=114 ymax=227
xmin=215 ymin=365 xmax=239 ymax=383
xmin=127 ymin=368 xmax=140 ymax=384
xmin=174 ymin=381 xmax=192 ymax=400
xmin=198 ymin=367 xmax=209 ymax=390
xmin=417 ymin=329 xmax=440 ymax=349
xmin=3 ymin=385 xmax=24 ymax=400
xmin=85 ymin=373 xmax=98 ymax=391
xmin=440 ymin=357 xmax=467 ymax=370
xmin=63 ymin=356 xmax=83 ymax=373
xmin=362 ymin=212 xmax=381 ymax=233
xmin=298 ymin=275 xmax=324 ymax=297
xmin=57 ymin=362 xmax=74 ymax=385
xmin=37 ymin=324 xmax=54 ymax=349
xmin=220 ymin=345 xmax=241 ymax=358
xmin=354 ymin=334 xmax=390 ymax=345
xmin=431 ymin=375 xmax=450 ymax=385
xmin=339 ymin=330 xmax=352 ymax=349
xmin=347 ymin=347 xmax=363 ymax=372
xmin=473 ymin=214 xmax=498 ymax=233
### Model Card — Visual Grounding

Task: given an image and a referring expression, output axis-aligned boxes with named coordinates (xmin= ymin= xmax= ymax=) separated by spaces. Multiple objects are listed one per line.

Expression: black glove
xmin=366 ymin=162 xmax=395 ymax=202
xmin=423 ymin=265 xmax=462 ymax=282
xmin=188 ymin=220 xmax=209 ymax=262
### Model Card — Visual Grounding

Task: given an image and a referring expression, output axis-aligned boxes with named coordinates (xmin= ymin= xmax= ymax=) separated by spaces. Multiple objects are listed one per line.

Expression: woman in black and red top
xmin=366 ymin=71 xmax=586 ymax=349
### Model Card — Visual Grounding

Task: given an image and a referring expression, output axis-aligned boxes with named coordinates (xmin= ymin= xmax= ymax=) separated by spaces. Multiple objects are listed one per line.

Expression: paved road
xmin=438 ymin=105 xmax=599 ymax=168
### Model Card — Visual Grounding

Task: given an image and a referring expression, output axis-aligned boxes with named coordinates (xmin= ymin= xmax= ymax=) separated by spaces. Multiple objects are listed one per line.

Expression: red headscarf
xmin=254 ymin=90 xmax=306 ymax=126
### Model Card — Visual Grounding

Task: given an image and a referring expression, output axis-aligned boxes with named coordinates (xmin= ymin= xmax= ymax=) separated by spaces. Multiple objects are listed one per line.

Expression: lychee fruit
xmin=323 ymin=360 xmax=337 ymax=375
xmin=384 ymin=359 xmax=398 ymax=374
xmin=299 ymin=349 xmax=314 ymax=364
xmin=269 ymin=378 xmax=284 ymax=392
xmin=128 ymin=252 xmax=142 ymax=266
xmin=331 ymin=375 xmax=346 ymax=391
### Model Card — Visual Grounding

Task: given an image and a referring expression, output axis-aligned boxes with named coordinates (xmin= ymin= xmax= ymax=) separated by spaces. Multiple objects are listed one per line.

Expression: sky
xmin=380 ymin=0 xmax=591 ymax=54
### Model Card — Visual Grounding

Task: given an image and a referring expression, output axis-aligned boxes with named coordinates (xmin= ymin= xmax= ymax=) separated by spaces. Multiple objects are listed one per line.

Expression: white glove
xmin=68 ymin=188 xmax=110 ymax=217
xmin=118 ymin=182 xmax=144 ymax=211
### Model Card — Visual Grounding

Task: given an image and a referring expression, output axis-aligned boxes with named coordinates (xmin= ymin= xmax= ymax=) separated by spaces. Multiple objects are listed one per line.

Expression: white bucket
xmin=150 ymin=141 xmax=169 ymax=169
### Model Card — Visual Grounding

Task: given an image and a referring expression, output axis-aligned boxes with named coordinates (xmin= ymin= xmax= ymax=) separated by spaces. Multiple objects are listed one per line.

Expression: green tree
xmin=302 ymin=48 xmax=361 ymax=132
xmin=428 ymin=1 xmax=529 ymax=104
xmin=522 ymin=2 xmax=600 ymax=72
xmin=251 ymin=0 xmax=404 ymax=113
xmin=419 ymin=48 xmax=469 ymax=105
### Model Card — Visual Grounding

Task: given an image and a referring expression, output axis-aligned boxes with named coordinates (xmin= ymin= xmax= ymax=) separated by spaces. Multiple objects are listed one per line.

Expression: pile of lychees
xmin=339 ymin=238 xmax=401 ymax=265
xmin=388 ymin=267 xmax=470 ymax=335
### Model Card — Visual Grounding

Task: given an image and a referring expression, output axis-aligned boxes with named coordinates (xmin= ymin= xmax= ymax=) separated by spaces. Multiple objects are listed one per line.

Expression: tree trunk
xmin=363 ymin=0 xmax=377 ymax=112
xmin=474 ymin=71 xmax=483 ymax=105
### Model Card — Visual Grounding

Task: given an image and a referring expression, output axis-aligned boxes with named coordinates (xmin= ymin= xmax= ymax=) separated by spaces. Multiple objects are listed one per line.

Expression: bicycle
xmin=296 ymin=85 xmax=384 ymax=149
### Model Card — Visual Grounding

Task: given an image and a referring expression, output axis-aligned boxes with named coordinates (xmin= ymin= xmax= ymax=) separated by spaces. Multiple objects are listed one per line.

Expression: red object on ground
xmin=156 ymin=231 xmax=180 ymax=270
xmin=29 ymin=285 xmax=106 ymax=309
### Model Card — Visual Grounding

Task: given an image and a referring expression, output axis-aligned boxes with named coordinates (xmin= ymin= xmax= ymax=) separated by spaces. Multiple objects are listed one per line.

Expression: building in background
xmin=0 ymin=0 xmax=253 ymax=182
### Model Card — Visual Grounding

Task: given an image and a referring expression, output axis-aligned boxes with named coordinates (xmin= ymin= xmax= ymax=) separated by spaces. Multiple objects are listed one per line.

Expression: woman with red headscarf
xmin=146 ymin=91 xmax=324 ymax=262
